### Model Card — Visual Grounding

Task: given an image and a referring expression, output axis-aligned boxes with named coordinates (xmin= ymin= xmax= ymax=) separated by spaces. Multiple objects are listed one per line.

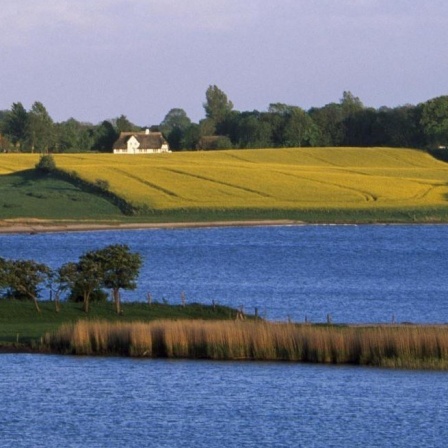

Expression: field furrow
xmin=163 ymin=167 xmax=272 ymax=199
xmin=111 ymin=168 xmax=185 ymax=199
xmin=274 ymin=169 xmax=378 ymax=202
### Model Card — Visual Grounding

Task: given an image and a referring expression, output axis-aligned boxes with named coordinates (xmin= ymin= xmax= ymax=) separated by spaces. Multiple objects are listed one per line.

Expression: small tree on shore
xmin=0 ymin=245 xmax=143 ymax=315
xmin=0 ymin=257 xmax=8 ymax=292
xmin=84 ymin=244 xmax=142 ymax=314
xmin=0 ymin=259 xmax=50 ymax=313
xmin=60 ymin=260 xmax=103 ymax=313
xmin=47 ymin=265 xmax=76 ymax=312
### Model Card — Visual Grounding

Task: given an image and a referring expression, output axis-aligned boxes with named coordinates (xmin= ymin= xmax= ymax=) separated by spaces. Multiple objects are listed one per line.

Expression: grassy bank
xmin=77 ymin=204 xmax=448 ymax=224
xmin=2 ymin=148 xmax=448 ymax=223
xmin=0 ymin=300 xmax=242 ymax=346
xmin=3 ymin=206 xmax=448 ymax=231
xmin=44 ymin=320 xmax=448 ymax=370
xmin=0 ymin=169 xmax=124 ymax=219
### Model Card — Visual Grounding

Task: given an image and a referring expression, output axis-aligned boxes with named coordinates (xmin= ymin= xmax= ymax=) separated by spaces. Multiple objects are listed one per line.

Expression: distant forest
xmin=1 ymin=86 xmax=447 ymax=153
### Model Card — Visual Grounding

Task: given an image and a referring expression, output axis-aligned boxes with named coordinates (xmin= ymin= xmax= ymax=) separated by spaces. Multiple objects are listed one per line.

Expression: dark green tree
xmin=267 ymin=103 xmax=293 ymax=146
xmin=92 ymin=120 xmax=118 ymax=152
xmin=342 ymin=107 xmax=377 ymax=146
xmin=28 ymin=101 xmax=55 ymax=153
xmin=267 ymin=104 xmax=318 ymax=147
xmin=160 ymin=108 xmax=192 ymax=150
xmin=237 ymin=112 xmax=273 ymax=148
xmin=283 ymin=107 xmax=319 ymax=147
xmin=203 ymin=85 xmax=234 ymax=127
xmin=165 ymin=127 xmax=184 ymax=150
xmin=46 ymin=266 xmax=72 ymax=313
xmin=55 ymin=118 xmax=95 ymax=152
xmin=181 ymin=123 xmax=201 ymax=150
xmin=264 ymin=108 xmax=286 ymax=147
xmin=309 ymin=103 xmax=345 ymax=146
xmin=1 ymin=259 xmax=50 ymax=313
xmin=60 ymin=259 xmax=103 ymax=313
xmin=268 ymin=103 xmax=293 ymax=116
xmin=340 ymin=91 xmax=364 ymax=117
xmin=114 ymin=115 xmax=137 ymax=133
xmin=85 ymin=244 xmax=142 ymax=314
xmin=161 ymin=108 xmax=192 ymax=135
xmin=77 ymin=128 xmax=95 ymax=152
xmin=198 ymin=118 xmax=217 ymax=137
xmin=339 ymin=92 xmax=366 ymax=146
xmin=421 ymin=96 xmax=448 ymax=148
xmin=373 ymin=105 xmax=424 ymax=148
xmin=2 ymin=102 xmax=29 ymax=151
xmin=55 ymin=118 xmax=79 ymax=152
xmin=215 ymin=110 xmax=241 ymax=144
xmin=0 ymin=257 xmax=8 ymax=290
xmin=214 ymin=136 xmax=233 ymax=149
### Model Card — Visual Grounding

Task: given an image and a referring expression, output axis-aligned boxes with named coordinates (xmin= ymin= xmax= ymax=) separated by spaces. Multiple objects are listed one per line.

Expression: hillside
xmin=2 ymin=147 xmax=448 ymax=223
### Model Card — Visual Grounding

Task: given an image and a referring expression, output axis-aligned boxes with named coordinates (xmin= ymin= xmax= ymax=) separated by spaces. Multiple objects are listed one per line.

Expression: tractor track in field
xmin=274 ymin=169 xmax=378 ymax=202
xmin=162 ymin=168 xmax=273 ymax=199
xmin=111 ymin=168 xmax=187 ymax=200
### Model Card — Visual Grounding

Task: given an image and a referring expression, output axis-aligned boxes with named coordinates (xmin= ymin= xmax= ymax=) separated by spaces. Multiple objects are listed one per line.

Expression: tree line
xmin=1 ymin=87 xmax=447 ymax=153
xmin=0 ymin=244 xmax=142 ymax=314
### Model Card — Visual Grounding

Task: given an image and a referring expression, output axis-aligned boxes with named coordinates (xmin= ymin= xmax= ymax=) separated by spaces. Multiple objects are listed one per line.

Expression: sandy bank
xmin=0 ymin=219 xmax=300 ymax=235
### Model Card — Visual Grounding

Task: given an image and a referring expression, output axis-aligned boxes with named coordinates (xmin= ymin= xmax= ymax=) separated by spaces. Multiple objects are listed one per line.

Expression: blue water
xmin=0 ymin=354 xmax=447 ymax=448
xmin=2 ymin=225 xmax=448 ymax=447
xmin=1 ymin=225 xmax=448 ymax=323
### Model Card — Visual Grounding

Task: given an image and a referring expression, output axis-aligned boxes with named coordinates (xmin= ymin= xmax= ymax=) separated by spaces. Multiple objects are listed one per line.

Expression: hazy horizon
xmin=1 ymin=0 xmax=447 ymax=126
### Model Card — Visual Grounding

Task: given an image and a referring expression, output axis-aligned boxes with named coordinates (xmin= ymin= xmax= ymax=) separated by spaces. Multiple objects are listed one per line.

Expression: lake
xmin=1 ymin=354 xmax=447 ymax=448
xmin=1 ymin=224 xmax=448 ymax=323
xmin=1 ymin=225 xmax=448 ymax=446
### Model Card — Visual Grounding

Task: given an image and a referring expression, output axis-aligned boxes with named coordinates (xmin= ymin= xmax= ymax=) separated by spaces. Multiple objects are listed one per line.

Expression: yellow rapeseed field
xmin=0 ymin=154 xmax=40 ymax=175
xmin=2 ymin=147 xmax=448 ymax=211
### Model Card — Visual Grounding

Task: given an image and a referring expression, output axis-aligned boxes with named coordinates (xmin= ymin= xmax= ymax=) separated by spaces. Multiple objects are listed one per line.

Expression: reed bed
xmin=45 ymin=320 xmax=448 ymax=369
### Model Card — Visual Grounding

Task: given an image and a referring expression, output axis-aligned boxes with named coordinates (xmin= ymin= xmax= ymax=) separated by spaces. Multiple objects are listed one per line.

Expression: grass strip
xmin=0 ymin=300 xmax=243 ymax=346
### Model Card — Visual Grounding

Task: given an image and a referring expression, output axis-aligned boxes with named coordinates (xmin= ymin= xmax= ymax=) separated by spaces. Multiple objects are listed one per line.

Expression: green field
xmin=2 ymin=147 xmax=448 ymax=223
xmin=0 ymin=169 xmax=124 ymax=219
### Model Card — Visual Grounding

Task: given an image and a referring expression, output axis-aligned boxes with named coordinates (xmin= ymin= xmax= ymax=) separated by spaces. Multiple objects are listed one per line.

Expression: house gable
xmin=126 ymin=136 xmax=140 ymax=153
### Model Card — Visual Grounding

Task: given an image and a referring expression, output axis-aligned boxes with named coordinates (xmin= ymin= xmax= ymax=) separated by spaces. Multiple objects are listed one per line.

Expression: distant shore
xmin=0 ymin=219 xmax=300 ymax=235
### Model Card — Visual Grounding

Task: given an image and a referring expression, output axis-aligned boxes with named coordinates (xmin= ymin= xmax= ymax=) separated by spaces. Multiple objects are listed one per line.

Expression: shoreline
xmin=1 ymin=218 xmax=447 ymax=235
xmin=0 ymin=219 xmax=300 ymax=234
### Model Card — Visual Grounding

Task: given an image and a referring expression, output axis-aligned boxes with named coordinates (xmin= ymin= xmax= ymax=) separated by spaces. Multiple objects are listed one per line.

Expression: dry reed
xmin=44 ymin=320 xmax=448 ymax=369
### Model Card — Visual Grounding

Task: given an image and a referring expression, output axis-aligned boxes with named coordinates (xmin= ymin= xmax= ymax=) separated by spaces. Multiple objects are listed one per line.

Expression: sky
xmin=0 ymin=0 xmax=447 ymax=126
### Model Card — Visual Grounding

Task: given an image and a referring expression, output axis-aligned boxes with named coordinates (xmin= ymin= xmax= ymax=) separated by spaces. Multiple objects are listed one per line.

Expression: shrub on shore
xmin=45 ymin=320 xmax=448 ymax=369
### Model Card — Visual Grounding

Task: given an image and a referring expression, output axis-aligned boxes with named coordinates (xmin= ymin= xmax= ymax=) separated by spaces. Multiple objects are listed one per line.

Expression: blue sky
xmin=0 ymin=0 xmax=447 ymax=126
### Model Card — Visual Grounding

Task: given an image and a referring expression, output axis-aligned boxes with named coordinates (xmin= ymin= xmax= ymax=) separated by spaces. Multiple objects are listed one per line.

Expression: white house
xmin=113 ymin=129 xmax=170 ymax=154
